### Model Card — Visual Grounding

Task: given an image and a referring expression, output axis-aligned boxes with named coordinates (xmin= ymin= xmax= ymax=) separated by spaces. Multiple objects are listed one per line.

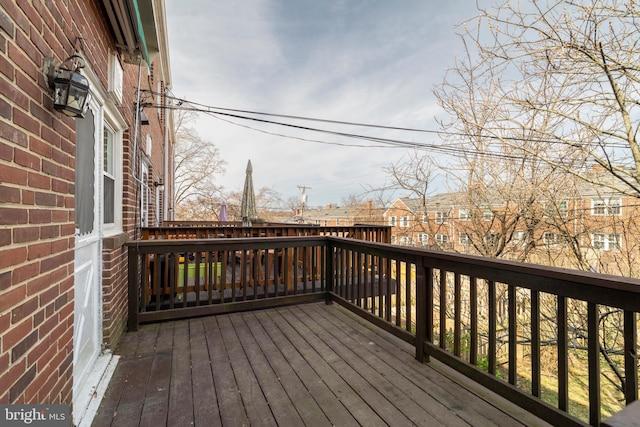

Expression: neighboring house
xmin=0 ymin=1 xmax=172 ymax=424
xmin=294 ymin=200 xmax=385 ymax=226
xmin=384 ymin=169 xmax=640 ymax=275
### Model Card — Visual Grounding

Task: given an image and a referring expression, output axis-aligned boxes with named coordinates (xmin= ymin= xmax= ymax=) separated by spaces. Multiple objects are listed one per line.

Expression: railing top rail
xmin=326 ymin=236 xmax=640 ymax=308
xmin=127 ymin=235 xmax=328 ymax=253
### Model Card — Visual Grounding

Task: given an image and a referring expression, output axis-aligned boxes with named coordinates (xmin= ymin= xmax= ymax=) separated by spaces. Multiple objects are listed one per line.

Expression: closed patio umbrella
xmin=219 ymin=201 xmax=228 ymax=222
xmin=240 ymin=160 xmax=257 ymax=226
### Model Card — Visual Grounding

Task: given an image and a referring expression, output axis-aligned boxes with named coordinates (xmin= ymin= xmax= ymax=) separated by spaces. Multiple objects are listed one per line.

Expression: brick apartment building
xmin=0 ymin=1 xmax=172 ymax=424
xmin=384 ymin=172 xmax=640 ymax=276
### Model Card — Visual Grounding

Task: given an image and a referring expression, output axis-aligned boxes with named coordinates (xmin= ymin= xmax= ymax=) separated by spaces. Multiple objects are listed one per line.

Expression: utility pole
xmin=297 ymin=185 xmax=311 ymax=223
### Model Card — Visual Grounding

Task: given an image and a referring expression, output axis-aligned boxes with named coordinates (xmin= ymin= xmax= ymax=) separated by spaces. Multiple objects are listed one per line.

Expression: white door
xmin=73 ymin=106 xmax=102 ymax=402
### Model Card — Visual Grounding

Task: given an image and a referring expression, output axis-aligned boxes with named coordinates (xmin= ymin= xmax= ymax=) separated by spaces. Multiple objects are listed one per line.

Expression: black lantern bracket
xmin=45 ymin=54 xmax=91 ymax=118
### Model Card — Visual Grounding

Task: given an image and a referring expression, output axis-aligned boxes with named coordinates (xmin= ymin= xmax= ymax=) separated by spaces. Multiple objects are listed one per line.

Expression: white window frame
xmin=592 ymin=198 xmax=622 ymax=216
xmin=400 ymin=216 xmax=410 ymax=228
xmin=592 ymin=233 xmax=621 ymax=251
xmin=435 ymin=211 xmax=448 ymax=224
xmin=459 ymin=208 xmax=470 ymax=221
xmin=400 ymin=236 xmax=413 ymax=245
xmin=435 ymin=234 xmax=448 ymax=245
xmin=388 ymin=216 xmax=397 ymax=227
xmin=101 ymin=111 xmax=124 ymax=236
xmin=458 ymin=232 xmax=469 ymax=245
xmin=483 ymin=208 xmax=493 ymax=221
xmin=543 ymin=232 xmax=559 ymax=245
xmin=418 ymin=233 xmax=429 ymax=245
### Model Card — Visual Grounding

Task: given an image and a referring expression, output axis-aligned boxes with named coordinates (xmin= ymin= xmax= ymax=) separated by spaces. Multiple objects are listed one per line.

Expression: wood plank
xmin=201 ymin=315 xmax=249 ymax=426
xmin=270 ymin=307 xmax=413 ymax=426
xmin=320 ymin=303 xmax=537 ymax=427
xmin=217 ymin=314 xmax=276 ymax=426
xmin=229 ymin=313 xmax=305 ymax=427
xmin=244 ymin=310 xmax=333 ymax=426
xmin=257 ymin=309 xmax=359 ymax=427
xmin=167 ymin=320 xmax=195 ymax=427
xmin=292 ymin=304 xmax=470 ymax=426
xmin=189 ymin=318 xmax=221 ymax=427
xmin=288 ymin=304 xmax=447 ymax=426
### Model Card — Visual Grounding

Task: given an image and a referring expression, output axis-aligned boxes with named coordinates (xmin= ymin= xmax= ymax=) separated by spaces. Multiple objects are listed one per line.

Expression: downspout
xmin=132 ymin=61 xmax=144 ymax=239
xmin=163 ymin=89 xmax=170 ymax=221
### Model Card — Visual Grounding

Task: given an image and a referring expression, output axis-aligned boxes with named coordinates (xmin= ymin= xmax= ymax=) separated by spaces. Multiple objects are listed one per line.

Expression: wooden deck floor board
xmin=253 ymin=310 xmax=359 ymax=427
xmin=259 ymin=308 xmax=386 ymax=427
xmin=229 ymin=313 xmax=306 ymax=427
xmin=92 ymin=302 xmax=550 ymax=427
xmin=245 ymin=311 xmax=333 ymax=426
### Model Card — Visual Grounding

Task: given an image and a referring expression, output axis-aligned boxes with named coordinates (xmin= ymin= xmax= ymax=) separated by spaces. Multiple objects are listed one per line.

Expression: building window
xmin=459 ymin=208 xmax=470 ymax=221
xmin=435 ymin=234 xmax=448 ymax=245
xmin=458 ymin=232 xmax=469 ymax=245
xmin=435 ymin=211 xmax=448 ymax=224
xmin=388 ymin=216 xmax=397 ymax=227
xmin=391 ymin=235 xmax=398 ymax=244
xmin=400 ymin=236 xmax=413 ymax=245
xmin=422 ymin=213 xmax=427 ymax=223
xmin=592 ymin=233 xmax=621 ymax=250
xmin=592 ymin=198 xmax=621 ymax=216
xmin=400 ymin=216 xmax=410 ymax=227
xmin=512 ymin=231 xmax=526 ymax=245
xmin=337 ymin=218 xmax=342 ymax=226
xmin=419 ymin=233 xmax=429 ymax=245
xmin=543 ymin=232 xmax=559 ymax=245
xmin=103 ymin=125 xmax=115 ymax=224
xmin=483 ymin=208 xmax=493 ymax=221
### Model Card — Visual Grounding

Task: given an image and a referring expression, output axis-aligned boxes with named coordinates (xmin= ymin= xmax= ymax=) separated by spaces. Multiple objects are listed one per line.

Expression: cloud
xmin=165 ymin=0 xmax=476 ymax=206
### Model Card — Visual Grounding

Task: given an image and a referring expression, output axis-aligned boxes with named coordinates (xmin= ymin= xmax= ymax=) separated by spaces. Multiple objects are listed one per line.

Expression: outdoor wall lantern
xmin=46 ymin=54 xmax=90 ymax=118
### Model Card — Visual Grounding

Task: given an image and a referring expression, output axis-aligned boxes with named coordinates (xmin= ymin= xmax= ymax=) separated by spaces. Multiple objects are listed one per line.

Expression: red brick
xmin=0 ymin=207 xmax=28 ymax=225
xmin=41 ymin=159 xmax=59 ymax=176
xmin=13 ymin=227 xmax=38 ymax=244
xmin=28 ymin=209 xmax=51 ymax=224
xmin=0 ymin=96 xmax=10 ymax=119
xmin=3 ymin=317 xmax=32 ymax=350
xmin=0 ymin=271 xmax=10 ymax=290
xmin=11 ymin=329 xmax=38 ymax=362
xmin=0 ymin=75 xmax=29 ymax=112
xmin=0 ymin=140 xmax=13 ymax=161
xmin=35 ymin=191 xmax=56 ymax=206
xmin=51 ymin=210 xmax=66 ymax=222
xmin=14 ymin=147 xmax=40 ymax=170
xmin=0 ymin=162 xmax=29 ymax=186
xmin=9 ymin=37 xmax=37 ymax=79
xmin=0 ymin=283 xmax=27 ymax=314
xmin=28 ymin=241 xmax=51 ymax=260
xmin=0 ymin=54 xmax=13 ymax=80
xmin=0 ymin=8 xmax=15 ymax=37
xmin=30 ymin=101 xmax=53 ymax=128
xmin=21 ymin=189 xmax=34 ymax=205
xmin=26 ymin=275 xmax=48 ymax=296
xmin=15 ymin=71 xmax=40 ymax=103
xmin=41 ymin=126 xmax=60 ymax=148
xmin=10 ymin=364 xmax=36 ymax=403
xmin=29 ymin=136 xmax=51 ymax=157
xmin=0 ymin=359 xmax=26 ymax=397
xmin=11 ymin=262 xmax=38 ymax=284
xmin=40 ymin=225 xmax=59 ymax=239
xmin=50 ymin=238 xmax=68 ymax=253
xmin=0 ymin=185 xmax=20 ymax=203
xmin=27 ymin=172 xmax=50 ymax=190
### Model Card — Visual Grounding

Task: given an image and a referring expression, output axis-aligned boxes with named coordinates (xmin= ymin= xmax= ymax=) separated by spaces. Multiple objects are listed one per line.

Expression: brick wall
xmin=0 ymin=0 xmax=169 ymax=406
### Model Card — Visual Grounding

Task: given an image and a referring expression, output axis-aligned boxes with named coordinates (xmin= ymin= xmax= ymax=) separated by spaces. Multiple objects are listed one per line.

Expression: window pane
xmin=104 ymin=175 xmax=114 ymax=224
xmin=76 ymin=110 xmax=95 ymax=235
xmin=103 ymin=126 xmax=114 ymax=174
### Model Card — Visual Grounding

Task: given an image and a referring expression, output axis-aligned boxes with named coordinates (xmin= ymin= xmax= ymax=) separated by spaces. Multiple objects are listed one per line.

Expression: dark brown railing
xmin=142 ymin=224 xmax=391 ymax=243
xmin=127 ymin=235 xmax=640 ymax=426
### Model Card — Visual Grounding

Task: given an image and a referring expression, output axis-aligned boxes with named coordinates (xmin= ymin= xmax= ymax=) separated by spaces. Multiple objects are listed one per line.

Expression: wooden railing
xmin=127 ymin=235 xmax=640 ymax=426
xmin=141 ymin=224 xmax=391 ymax=243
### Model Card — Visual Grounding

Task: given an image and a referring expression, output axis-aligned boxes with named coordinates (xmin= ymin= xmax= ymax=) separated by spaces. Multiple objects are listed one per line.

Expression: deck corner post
xmin=127 ymin=243 xmax=140 ymax=331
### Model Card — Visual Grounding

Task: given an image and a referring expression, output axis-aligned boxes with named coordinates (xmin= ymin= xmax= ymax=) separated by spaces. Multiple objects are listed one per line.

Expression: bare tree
xmin=173 ymin=110 xmax=226 ymax=219
xmin=437 ymin=0 xmax=640 ymax=197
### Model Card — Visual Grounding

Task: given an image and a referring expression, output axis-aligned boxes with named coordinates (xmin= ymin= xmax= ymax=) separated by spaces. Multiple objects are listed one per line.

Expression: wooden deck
xmin=92 ymin=303 xmax=551 ymax=427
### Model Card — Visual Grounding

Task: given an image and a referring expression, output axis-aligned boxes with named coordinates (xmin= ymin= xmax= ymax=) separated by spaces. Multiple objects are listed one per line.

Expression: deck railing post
xmin=127 ymin=243 xmax=140 ymax=331
xmin=325 ymin=240 xmax=334 ymax=305
xmin=415 ymin=258 xmax=427 ymax=363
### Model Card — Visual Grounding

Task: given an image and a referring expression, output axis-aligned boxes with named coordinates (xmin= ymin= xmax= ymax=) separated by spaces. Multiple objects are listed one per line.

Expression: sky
xmin=164 ymin=0 xmax=482 ymax=208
